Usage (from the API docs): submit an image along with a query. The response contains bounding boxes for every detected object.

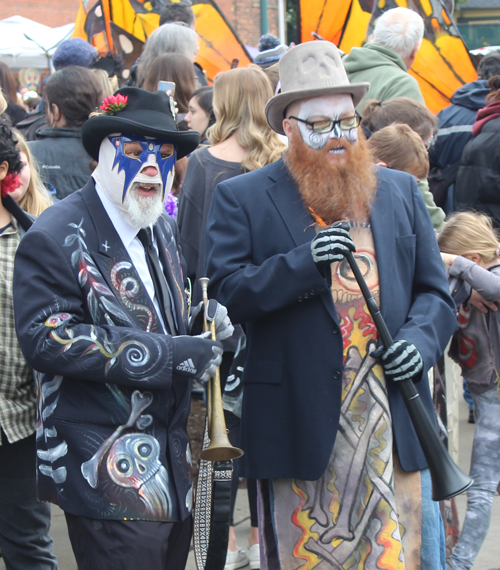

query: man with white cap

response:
[205,41,456,569]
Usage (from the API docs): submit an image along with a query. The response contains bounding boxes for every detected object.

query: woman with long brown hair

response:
[178,65,286,570]
[0,62,27,125]
[142,53,196,119]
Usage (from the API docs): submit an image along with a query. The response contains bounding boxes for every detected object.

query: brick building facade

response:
[0,0,279,48]
[218,0,280,47]
[0,0,81,28]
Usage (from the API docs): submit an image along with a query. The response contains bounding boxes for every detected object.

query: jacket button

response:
[333,327,339,335]
[298,296,303,302]
[333,371,341,380]
[310,289,316,294]
[304,293,310,299]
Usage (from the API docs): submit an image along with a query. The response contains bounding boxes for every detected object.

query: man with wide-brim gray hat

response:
[205,40,456,569]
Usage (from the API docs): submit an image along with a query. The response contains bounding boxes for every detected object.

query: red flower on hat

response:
[99,94,128,115]
[1,172,21,198]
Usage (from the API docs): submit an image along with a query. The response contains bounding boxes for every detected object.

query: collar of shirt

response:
[94,181,173,333]
[0,216,18,237]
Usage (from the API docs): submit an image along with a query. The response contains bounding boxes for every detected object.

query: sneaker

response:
[224,548,249,570]
[248,543,260,569]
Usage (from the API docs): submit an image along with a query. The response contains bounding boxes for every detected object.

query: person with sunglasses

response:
[205,41,456,570]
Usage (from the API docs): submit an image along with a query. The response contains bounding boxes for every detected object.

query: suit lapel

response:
[266,160,339,326]
[370,177,395,319]
[266,161,317,248]
[80,181,163,333]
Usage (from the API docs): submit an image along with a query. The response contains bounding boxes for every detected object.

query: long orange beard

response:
[284,130,377,225]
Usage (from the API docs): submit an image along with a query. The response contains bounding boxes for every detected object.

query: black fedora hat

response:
[82,87,200,161]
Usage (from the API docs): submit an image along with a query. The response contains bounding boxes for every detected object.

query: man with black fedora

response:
[13,87,233,569]
[205,42,456,568]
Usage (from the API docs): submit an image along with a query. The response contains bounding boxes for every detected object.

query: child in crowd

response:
[12,131,53,215]
[438,211,500,570]
[362,98,445,231]
[368,122,429,179]
[368,122,444,231]
[0,115,57,568]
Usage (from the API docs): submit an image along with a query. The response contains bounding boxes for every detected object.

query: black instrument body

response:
[344,249,472,501]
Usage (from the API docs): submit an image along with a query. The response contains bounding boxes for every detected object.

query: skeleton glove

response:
[373,340,423,382]
[172,333,223,383]
[189,299,234,341]
[311,224,356,272]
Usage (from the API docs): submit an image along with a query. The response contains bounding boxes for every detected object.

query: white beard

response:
[120,182,166,228]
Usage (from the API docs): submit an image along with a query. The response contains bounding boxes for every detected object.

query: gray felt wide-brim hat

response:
[265,41,370,135]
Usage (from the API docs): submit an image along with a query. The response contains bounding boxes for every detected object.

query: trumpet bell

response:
[200,440,244,462]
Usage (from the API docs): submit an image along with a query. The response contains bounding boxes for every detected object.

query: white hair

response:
[137,23,199,86]
[372,8,424,60]
[121,184,166,228]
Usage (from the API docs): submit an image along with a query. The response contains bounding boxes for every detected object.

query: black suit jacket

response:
[13,180,193,522]
[205,159,457,481]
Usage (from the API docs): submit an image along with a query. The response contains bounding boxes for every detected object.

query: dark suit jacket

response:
[13,180,193,522]
[205,159,457,481]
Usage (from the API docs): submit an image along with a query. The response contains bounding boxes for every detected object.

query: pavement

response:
[1,395,498,570]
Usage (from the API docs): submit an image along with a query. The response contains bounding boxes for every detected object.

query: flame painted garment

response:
[260,224,423,570]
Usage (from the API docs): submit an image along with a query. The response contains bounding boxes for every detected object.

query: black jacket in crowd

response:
[455,114,500,228]
[28,127,94,200]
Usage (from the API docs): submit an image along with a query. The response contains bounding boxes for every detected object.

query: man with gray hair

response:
[343,7,425,110]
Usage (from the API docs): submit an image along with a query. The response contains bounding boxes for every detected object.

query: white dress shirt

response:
[95,182,171,332]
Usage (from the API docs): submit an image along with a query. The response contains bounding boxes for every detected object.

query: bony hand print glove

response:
[311,223,356,272]
[172,333,223,383]
[189,299,234,341]
[372,340,423,382]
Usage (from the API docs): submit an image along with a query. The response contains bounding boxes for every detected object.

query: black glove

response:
[311,223,356,271]
[372,340,423,382]
[189,299,234,341]
[172,333,223,382]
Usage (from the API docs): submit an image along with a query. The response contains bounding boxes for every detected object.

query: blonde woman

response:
[11,131,52,216]
[178,65,286,570]
[178,65,286,302]
[438,211,500,570]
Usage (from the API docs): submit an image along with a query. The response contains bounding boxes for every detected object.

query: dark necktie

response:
[137,227,176,334]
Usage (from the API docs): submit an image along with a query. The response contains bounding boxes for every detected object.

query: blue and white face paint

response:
[93,134,177,227]
[296,94,358,151]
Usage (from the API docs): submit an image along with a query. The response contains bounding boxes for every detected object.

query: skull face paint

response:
[93,134,176,216]
[296,94,358,151]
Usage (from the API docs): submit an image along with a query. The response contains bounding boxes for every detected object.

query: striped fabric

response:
[0,219,36,444]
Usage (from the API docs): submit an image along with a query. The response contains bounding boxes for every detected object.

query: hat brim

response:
[265,83,370,135]
[82,115,200,161]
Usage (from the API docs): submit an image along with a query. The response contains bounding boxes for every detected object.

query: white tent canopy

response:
[0,15,75,69]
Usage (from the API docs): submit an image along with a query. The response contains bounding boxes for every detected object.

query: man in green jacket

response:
[343,7,425,111]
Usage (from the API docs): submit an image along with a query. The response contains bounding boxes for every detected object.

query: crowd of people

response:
[0,3,499,570]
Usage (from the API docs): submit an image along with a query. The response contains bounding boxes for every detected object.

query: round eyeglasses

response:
[288,114,361,134]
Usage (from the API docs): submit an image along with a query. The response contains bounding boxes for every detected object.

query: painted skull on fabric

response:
[106,433,173,518]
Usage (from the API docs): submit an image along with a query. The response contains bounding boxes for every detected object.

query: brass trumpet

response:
[198,277,244,462]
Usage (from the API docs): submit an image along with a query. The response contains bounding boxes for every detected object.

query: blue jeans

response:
[421,467,446,569]
[447,386,500,570]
